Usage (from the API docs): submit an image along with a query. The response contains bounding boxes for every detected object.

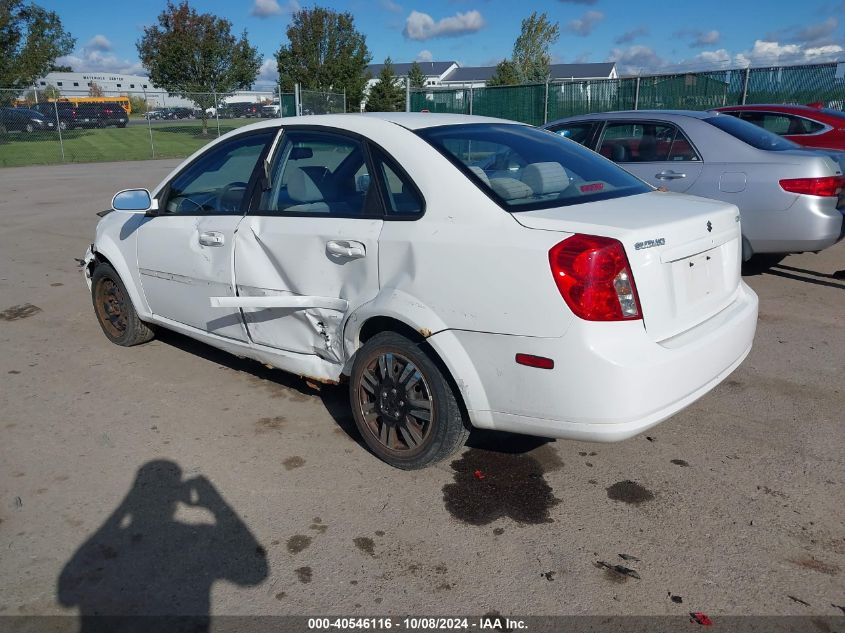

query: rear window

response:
[417,123,651,211]
[704,115,797,151]
[820,108,845,120]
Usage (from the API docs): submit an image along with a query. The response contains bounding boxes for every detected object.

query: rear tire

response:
[91,263,154,347]
[350,332,470,469]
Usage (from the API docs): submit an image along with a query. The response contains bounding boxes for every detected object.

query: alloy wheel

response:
[356,351,434,455]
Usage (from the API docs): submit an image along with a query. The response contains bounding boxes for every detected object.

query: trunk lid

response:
[514,191,743,342]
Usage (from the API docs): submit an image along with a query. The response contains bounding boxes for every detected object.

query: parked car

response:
[83,113,757,469]
[31,102,78,130]
[91,102,129,128]
[545,110,845,259]
[713,104,845,151]
[222,102,261,118]
[31,101,127,129]
[0,107,55,133]
[261,103,280,118]
[161,107,195,120]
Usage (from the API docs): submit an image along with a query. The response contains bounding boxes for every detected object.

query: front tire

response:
[350,332,470,469]
[91,263,154,346]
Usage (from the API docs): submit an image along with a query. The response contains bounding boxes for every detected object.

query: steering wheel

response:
[216,182,249,213]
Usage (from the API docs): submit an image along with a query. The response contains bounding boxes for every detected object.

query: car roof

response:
[549,109,719,125]
[220,112,522,135]
[361,112,520,130]
[714,104,820,113]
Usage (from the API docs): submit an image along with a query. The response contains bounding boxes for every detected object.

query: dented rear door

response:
[232,128,384,362]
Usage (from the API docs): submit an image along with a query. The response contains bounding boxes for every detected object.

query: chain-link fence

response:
[0,84,345,168]
[410,60,845,124]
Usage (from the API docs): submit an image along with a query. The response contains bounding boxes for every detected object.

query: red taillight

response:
[549,234,642,321]
[779,176,845,197]
[515,353,554,369]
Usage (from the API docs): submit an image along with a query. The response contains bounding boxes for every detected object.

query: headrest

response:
[521,162,569,195]
[611,144,629,162]
[468,166,491,186]
[489,177,533,201]
[288,168,323,203]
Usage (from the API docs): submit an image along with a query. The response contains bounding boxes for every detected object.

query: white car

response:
[83,113,759,469]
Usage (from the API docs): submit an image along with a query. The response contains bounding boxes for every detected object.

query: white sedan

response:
[83,113,758,469]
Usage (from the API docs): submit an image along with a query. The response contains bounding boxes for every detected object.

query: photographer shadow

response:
[57,460,268,632]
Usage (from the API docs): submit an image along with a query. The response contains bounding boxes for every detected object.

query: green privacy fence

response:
[409,61,845,124]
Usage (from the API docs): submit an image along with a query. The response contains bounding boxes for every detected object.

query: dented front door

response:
[233,216,382,361]
[232,128,384,363]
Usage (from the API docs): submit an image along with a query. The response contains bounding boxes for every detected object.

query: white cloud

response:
[380,0,403,13]
[250,0,299,18]
[735,39,844,66]
[86,35,113,52]
[566,11,604,37]
[56,35,146,76]
[257,59,279,83]
[403,10,485,41]
[607,45,667,74]
[693,30,720,47]
[416,49,433,62]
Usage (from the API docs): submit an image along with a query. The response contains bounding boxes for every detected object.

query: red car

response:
[713,104,845,150]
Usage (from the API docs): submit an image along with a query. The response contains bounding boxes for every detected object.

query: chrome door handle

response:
[326,240,366,259]
[655,170,686,180]
[199,231,224,247]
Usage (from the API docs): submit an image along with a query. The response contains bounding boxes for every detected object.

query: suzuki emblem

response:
[706,220,712,233]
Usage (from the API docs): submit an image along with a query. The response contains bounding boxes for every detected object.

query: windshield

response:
[417,123,651,211]
[704,114,798,151]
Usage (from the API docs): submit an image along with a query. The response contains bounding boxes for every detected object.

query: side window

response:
[599,122,697,163]
[549,123,596,147]
[370,147,424,216]
[164,131,273,215]
[666,127,700,162]
[257,130,379,216]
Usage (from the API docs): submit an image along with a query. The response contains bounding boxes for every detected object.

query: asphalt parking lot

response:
[0,160,843,621]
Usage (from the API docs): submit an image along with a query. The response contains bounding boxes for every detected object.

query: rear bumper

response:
[442,281,758,442]
[749,197,844,254]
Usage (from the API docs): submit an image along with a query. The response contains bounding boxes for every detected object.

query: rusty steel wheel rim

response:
[94,278,128,338]
[357,352,434,455]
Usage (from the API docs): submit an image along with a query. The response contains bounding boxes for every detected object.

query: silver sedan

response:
[544,110,845,259]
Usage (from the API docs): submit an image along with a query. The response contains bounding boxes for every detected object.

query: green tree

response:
[276,7,370,113]
[126,94,148,115]
[0,0,75,98]
[407,61,426,89]
[365,58,405,112]
[137,1,261,134]
[511,11,559,83]
[487,59,520,87]
[20,83,60,104]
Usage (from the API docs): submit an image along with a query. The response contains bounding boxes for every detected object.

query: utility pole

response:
[634,76,641,110]
[294,83,301,116]
[741,66,750,105]
[277,82,283,118]
[543,76,550,125]
[143,88,154,158]
[405,78,411,112]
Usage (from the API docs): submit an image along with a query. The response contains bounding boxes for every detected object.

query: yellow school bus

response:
[59,96,132,114]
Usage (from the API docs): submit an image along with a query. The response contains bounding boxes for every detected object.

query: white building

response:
[33,71,211,108]
[365,61,459,91]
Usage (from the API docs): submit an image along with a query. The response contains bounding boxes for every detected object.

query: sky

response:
[40,0,845,85]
